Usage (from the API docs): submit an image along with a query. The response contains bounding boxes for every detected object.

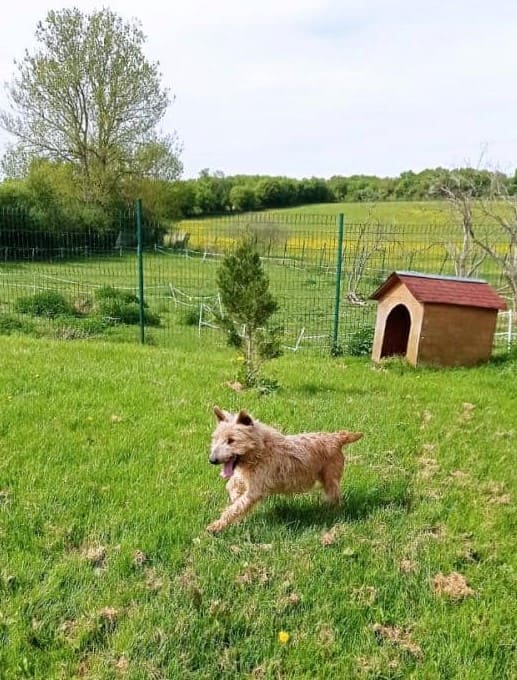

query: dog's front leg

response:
[227,475,246,502]
[207,492,261,533]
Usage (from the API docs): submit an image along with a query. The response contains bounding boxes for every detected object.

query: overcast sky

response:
[1,0,517,179]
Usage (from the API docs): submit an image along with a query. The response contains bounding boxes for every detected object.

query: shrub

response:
[94,286,139,305]
[94,288,160,327]
[181,308,201,326]
[347,325,375,356]
[217,239,281,387]
[0,314,37,336]
[15,291,73,318]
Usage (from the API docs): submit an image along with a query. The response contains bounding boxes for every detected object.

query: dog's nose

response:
[209,454,219,464]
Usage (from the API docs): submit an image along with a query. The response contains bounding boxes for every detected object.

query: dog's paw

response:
[206,521,225,534]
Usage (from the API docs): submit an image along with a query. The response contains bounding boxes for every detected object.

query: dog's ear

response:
[236,409,253,426]
[214,406,228,422]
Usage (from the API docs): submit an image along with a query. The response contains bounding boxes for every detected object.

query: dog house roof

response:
[370,271,507,310]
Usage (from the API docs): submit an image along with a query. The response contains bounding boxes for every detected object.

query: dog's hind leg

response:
[319,456,344,505]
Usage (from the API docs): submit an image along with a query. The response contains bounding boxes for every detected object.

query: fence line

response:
[0,206,514,353]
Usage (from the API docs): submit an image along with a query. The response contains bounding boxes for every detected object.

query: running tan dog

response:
[207,406,363,533]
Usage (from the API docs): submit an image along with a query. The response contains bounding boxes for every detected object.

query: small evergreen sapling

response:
[216,239,281,387]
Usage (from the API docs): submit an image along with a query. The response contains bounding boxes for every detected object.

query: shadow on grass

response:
[260,477,412,529]
[296,382,375,397]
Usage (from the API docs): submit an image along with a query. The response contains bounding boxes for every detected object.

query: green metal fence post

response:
[135,198,145,344]
[331,213,345,355]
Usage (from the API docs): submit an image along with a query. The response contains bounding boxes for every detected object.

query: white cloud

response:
[1,0,517,178]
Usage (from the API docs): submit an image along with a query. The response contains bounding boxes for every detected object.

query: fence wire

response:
[0,208,514,352]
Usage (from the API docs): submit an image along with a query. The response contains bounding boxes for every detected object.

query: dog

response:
[207,406,363,533]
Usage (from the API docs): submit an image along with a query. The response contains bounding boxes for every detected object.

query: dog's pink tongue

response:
[221,460,234,479]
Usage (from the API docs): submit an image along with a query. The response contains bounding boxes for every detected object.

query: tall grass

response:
[0,334,515,678]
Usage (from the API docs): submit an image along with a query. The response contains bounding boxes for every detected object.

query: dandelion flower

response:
[278,631,290,644]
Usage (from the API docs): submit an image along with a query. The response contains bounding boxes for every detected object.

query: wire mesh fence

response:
[0,206,514,353]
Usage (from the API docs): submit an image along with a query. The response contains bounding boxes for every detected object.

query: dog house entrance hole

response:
[381,304,411,358]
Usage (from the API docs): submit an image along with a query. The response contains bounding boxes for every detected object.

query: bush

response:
[0,314,37,336]
[94,287,160,327]
[15,291,73,318]
[181,308,201,326]
[94,286,139,305]
[347,325,375,356]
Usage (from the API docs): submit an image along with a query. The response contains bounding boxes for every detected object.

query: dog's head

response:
[209,406,260,479]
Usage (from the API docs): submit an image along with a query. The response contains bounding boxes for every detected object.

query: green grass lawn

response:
[0,334,515,679]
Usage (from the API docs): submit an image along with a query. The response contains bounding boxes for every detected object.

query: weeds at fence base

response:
[9,285,161,340]
[15,291,74,318]
[0,314,38,337]
[347,326,375,357]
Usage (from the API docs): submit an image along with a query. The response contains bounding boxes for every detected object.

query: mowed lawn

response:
[0,334,515,679]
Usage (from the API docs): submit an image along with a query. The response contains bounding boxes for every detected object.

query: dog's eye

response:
[227,437,234,444]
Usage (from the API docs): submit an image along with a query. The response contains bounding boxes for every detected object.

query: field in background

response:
[0,335,515,678]
[176,199,508,232]
[1,202,514,352]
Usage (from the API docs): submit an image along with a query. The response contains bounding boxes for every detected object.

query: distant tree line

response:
[3,163,517,233]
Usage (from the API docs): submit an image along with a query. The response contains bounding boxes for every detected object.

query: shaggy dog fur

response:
[207,406,363,533]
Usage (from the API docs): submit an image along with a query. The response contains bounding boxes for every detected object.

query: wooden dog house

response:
[370,271,507,367]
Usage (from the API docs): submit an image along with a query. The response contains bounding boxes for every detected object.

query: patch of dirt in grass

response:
[253,542,273,551]
[76,656,93,677]
[420,409,432,429]
[417,456,439,479]
[400,558,418,574]
[208,599,231,617]
[98,607,119,633]
[421,524,447,540]
[425,489,443,500]
[226,381,244,392]
[276,591,301,612]
[449,470,471,485]
[114,655,130,675]
[484,481,511,505]
[81,544,107,569]
[356,655,401,677]
[372,623,423,658]
[177,567,202,606]
[317,622,336,648]
[133,549,147,567]
[432,572,475,599]
[352,585,377,606]
[458,402,476,423]
[235,562,269,585]
[144,567,164,592]
[59,607,121,651]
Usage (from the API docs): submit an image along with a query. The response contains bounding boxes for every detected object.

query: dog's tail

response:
[339,431,363,445]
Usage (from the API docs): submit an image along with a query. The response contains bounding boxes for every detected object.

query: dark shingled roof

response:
[370,271,507,310]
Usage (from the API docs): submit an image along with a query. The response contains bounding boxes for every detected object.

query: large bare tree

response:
[432,170,487,278]
[0,8,182,202]
[434,169,516,314]
[476,174,517,314]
